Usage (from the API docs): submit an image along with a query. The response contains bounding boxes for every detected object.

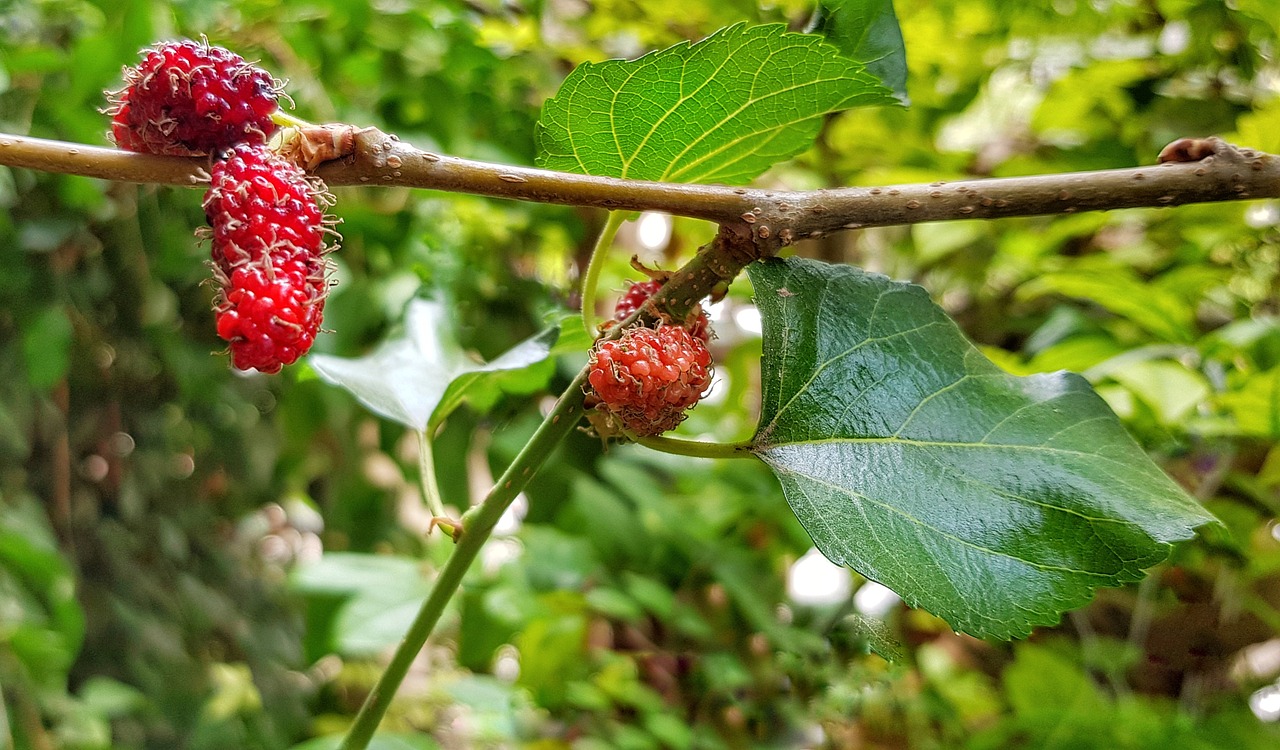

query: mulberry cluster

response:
[205,145,332,372]
[588,324,713,436]
[586,280,716,437]
[612,278,711,342]
[108,40,335,373]
[107,39,279,157]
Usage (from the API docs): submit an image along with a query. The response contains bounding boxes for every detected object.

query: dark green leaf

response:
[0,492,84,662]
[536,23,896,184]
[747,258,1217,639]
[290,734,441,750]
[812,0,909,102]
[21,305,73,389]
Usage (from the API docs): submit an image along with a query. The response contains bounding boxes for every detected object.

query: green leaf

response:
[290,733,441,750]
[289,552,425,597]
[1018,268,1196,343]
[289,553,433,656]
[1003,644,1107,732]
[22,305,73,389]
[309,299,558,431]
[812,0,910,102]
[0,492,85,666]
[1107,360,1211,426]
[1219,366,1280,438]
[535,23,896,184]
[747,258,1217,639]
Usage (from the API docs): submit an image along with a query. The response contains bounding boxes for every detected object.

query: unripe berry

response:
[587,324,713,436]
[614,279,711,342]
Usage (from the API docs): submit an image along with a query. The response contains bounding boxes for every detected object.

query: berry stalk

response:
[578,210,625,336]
[634,434,755,459]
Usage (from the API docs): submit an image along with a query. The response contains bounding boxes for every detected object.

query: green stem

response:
[416,429,446,520]
[580,210,626,337]
[271,109,314,129]
[338,375,586,750]
[635,434,755,460]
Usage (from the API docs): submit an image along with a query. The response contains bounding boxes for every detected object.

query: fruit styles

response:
[107,38,281,157]
[587,279,715,437]
[107,40,336,373]
[205,144,333,373]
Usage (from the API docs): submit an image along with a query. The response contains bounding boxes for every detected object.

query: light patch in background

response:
[700,371,729,407]
[1250,682,1280,722]
[1245,202,1280,228]
[494,644,520,682]
[1157,20,1191,56]
[787,547,853,606]
[1234,639,1280,682]
[854,580,902,619]
[635,211,672,252]
[481,537,523,574]
[937,68,1043,151]
[494,492,528,536]
[734,306,762,336]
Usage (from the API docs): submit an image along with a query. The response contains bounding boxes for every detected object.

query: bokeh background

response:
[2,0,1279,747]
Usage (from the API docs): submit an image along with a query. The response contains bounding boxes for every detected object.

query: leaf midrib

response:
[756,433,1169,481]
[763,457,1127,580]
[757,437,1153,531]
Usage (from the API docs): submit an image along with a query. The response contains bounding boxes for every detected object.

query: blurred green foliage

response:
[1,0,1278,748]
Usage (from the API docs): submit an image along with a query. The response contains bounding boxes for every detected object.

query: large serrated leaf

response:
[309,299,558,432]
[535,23,896,184]
[812,0,909,102]
[747,258,1218,639]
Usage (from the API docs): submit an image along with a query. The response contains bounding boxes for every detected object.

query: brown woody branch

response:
[6,129,1273,330]
[2,130,1276,263]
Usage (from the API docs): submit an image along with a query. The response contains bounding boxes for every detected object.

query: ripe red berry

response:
[203,143,334,373]
[614,279,711,342]
[587,324,713,436]
[203,144,329,272]
[214,261,326,374]
[108,39,279,156]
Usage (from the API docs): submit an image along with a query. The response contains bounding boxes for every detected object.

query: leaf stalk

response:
[635,434,756,459]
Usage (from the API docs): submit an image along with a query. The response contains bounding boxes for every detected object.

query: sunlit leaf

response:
[812,0,909,102]
[536,23,896,184]
[309,299,558,431]
[1107,360,1211,426]
[748,257,1217,639]
[289,552,432,656]
[1018,267,1195,343]
[1220,367,1280,438]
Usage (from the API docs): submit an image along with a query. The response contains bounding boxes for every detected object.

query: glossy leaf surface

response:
[748,257,1217,638]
